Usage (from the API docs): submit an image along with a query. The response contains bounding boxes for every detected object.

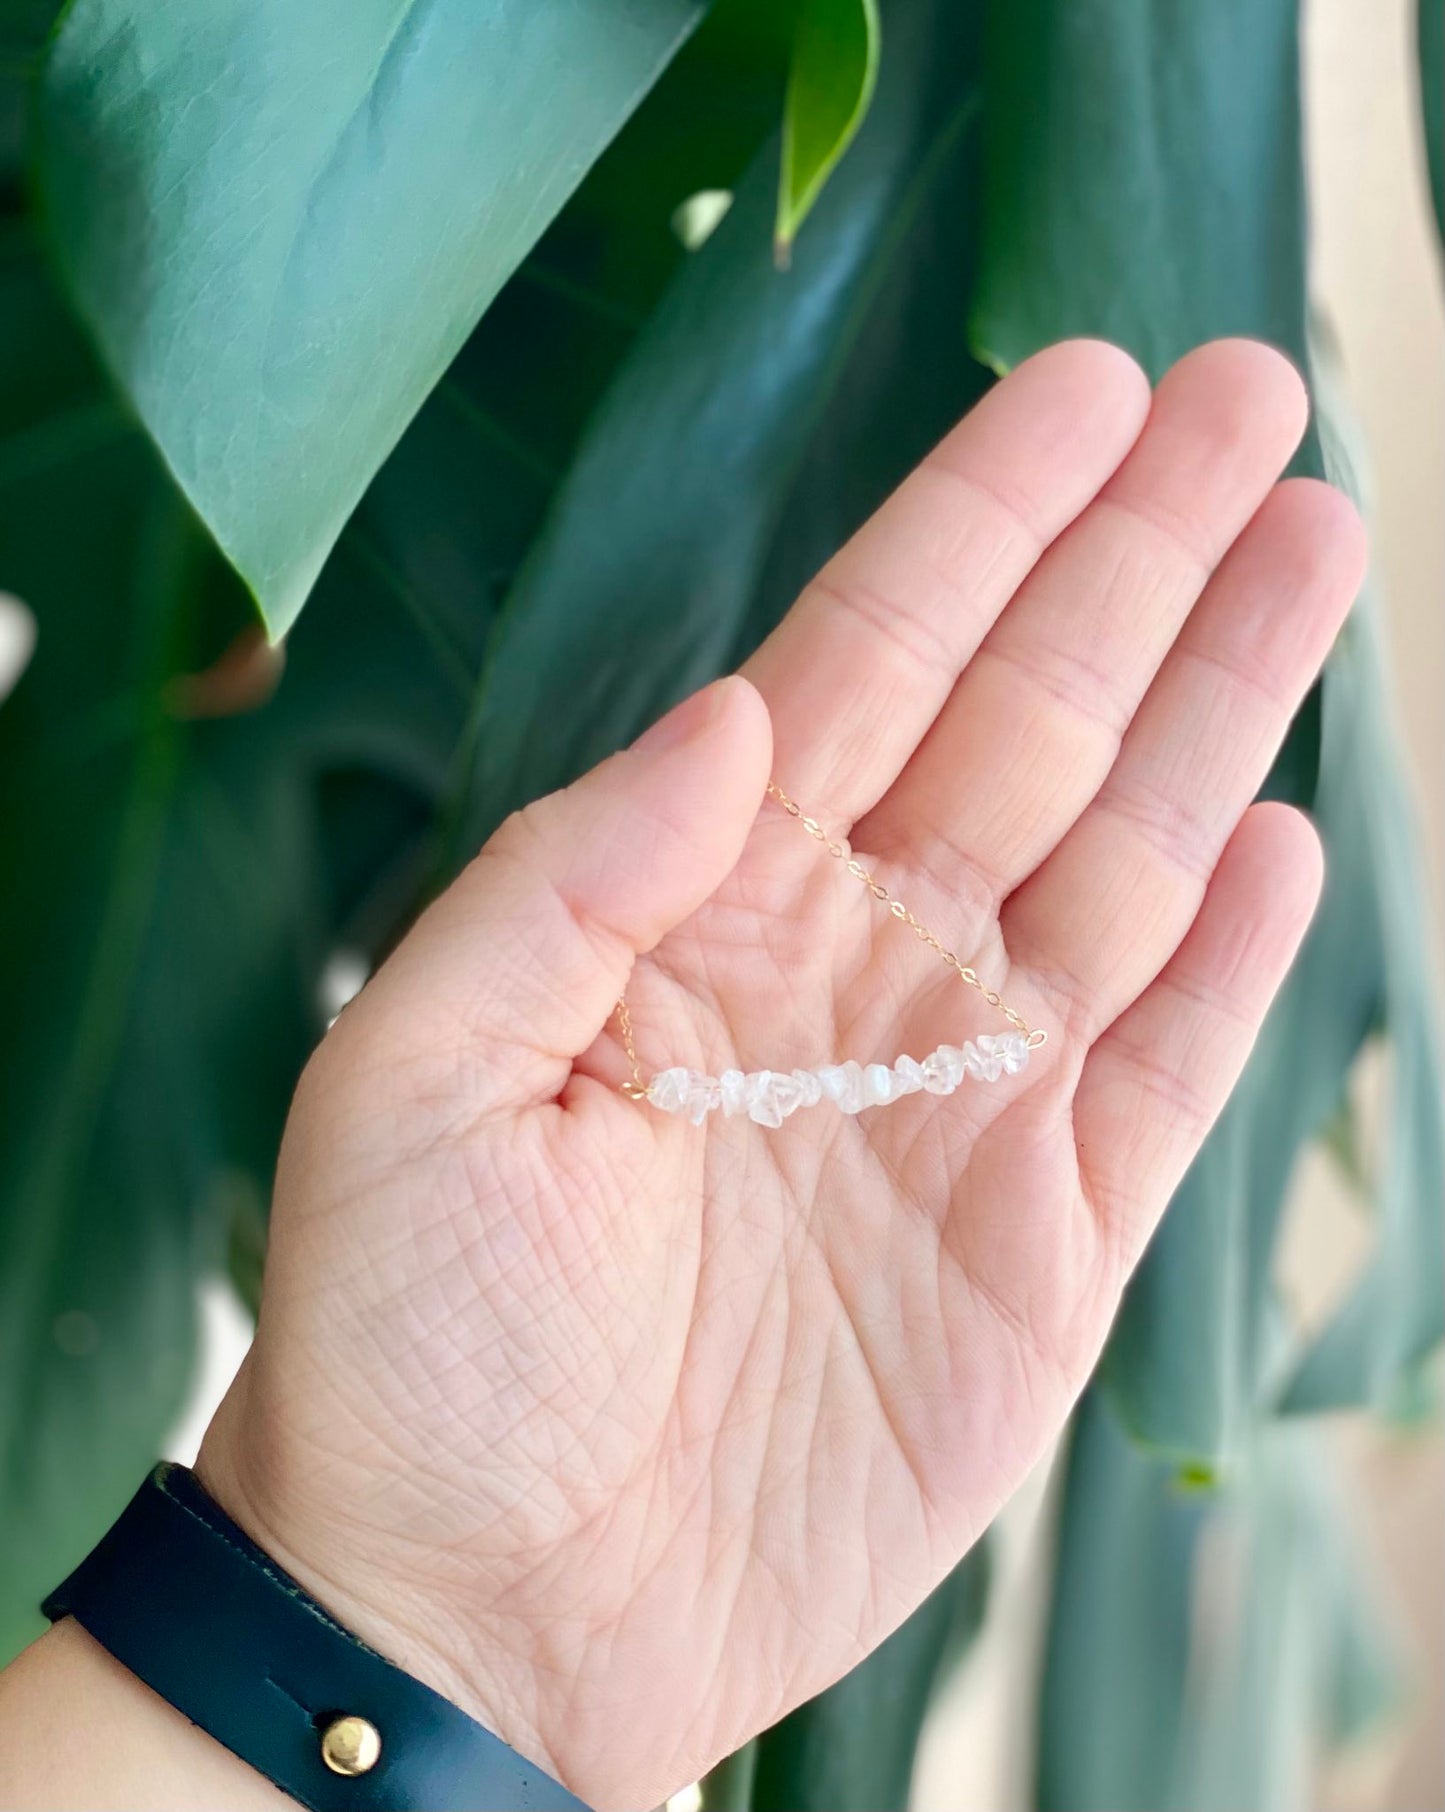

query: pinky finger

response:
[1073,801,1324,1263]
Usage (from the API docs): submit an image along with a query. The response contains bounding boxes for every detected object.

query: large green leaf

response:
[0,229,322,1655]
[1273,392,1445,1414]
[967,0,1441,1465]
[775,0,881,259]
[1100,419,1443,1454]
[0,259,530,1654]
[970,0,1312,382]
[0,0,802,1649]
[0,195,578,1648]
[34,0,704,634]
[455,0,986,854]
[1037,1397,1204,1812]
[1095,628,1389,1461]
[970,0,1315,1465]
[1037,1394,1398,1812]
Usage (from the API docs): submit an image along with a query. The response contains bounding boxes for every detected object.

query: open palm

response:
[200,340,1364,1811]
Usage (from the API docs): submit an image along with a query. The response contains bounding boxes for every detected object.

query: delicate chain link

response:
[615,993,649,1099]
[613,779,1046,1093]
[762,783,1046,1046]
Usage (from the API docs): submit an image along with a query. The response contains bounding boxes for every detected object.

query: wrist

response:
[0,1619,293,1810]
[194,1375,582,1803]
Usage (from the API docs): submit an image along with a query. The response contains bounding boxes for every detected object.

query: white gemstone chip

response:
[647,1067,691,1114]
[974,1031,1030,1077]
[921,1045,964,1094]
[771,1072,809,1119]
[959,1040,992,1082]
[792,1068,824,1107]
[719,1069,750,1117]
[863,1062,897,1107]
[684,1073,721,1124]
[817,1060,867,1113]
[893,1055,926,1095]
[744,1071,781,1128]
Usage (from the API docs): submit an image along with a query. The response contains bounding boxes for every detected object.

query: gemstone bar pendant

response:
[643,1032,1031,1126]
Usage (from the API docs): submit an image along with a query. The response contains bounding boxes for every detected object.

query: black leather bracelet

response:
[43,1463,593,1812]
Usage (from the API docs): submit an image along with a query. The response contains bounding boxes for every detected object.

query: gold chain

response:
[614,780,1045,1098]
[616,994,648,1099]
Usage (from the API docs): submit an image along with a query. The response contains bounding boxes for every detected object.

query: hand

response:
[198,339,1363,1810]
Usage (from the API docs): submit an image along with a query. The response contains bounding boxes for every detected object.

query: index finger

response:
[741,339,1151,829]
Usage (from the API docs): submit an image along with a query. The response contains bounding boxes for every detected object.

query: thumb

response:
[352,675,773,1105]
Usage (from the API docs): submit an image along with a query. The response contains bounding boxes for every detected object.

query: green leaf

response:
[966,0,1442,1465]
[1420,0,1444,246]
[775,0,881,260]
[970,0,1313,383]
[0,223,500,1653]
[454,0,986,855]
[0,4,797,1647]
[34,0,705,635]
[0,230,322,1655]
[742,1545,991,1812]
[1037,1397,1205,1812]
[1037,1395,1400,1812]
[1102,377,1444,1453]
[972,0,1320,1464]
[700,1741,760,1812]
[1273,381,1445,1414]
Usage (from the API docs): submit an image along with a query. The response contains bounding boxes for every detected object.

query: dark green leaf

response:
[970,0,1312,382]
[455,0,986,855]
[1038,1397,1204,1812]
[0,3,800,1646]
[0,231,323,1655]
[775,0,881,259]
[743,1545,990,1812]
[1273,375,1445,1413]
[35,0,705,633]
[1420,0,1444,247]
[1037,1395,1399,1812]
[0,225,488,1653]
[973,0,1321,1464]
[966,0,1441,1465]
[701,1741,760,1811]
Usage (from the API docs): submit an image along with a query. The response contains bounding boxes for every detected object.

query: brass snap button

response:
[319,1714,382,1777]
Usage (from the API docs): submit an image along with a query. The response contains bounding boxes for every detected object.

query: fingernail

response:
[630,677,733,755]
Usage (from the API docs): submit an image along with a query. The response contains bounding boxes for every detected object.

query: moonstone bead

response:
[892,1054,926,1095]
[817,1060,867,1113]
[719,1069,751,1117]
[646,1066,691,1114]
[921,1045,965,1094]
[962,1038,1003,1082]
[775,1072,811,1117]
[973,1031,1030,1077]
[863,1062,899,1106]
[749,1069,809,1126]
[684,1072,721,1124]
[791,1068,824,1107]
[743,1070,780,1128]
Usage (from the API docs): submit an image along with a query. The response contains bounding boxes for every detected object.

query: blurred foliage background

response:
[0,0,1441,1806]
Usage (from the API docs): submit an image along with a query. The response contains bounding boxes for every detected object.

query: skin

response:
[0,339,1365,1811]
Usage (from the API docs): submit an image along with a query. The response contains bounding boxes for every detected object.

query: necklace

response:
[614,782,1046,1128]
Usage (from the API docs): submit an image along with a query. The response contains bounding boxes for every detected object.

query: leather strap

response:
[43,1464,592,1812]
